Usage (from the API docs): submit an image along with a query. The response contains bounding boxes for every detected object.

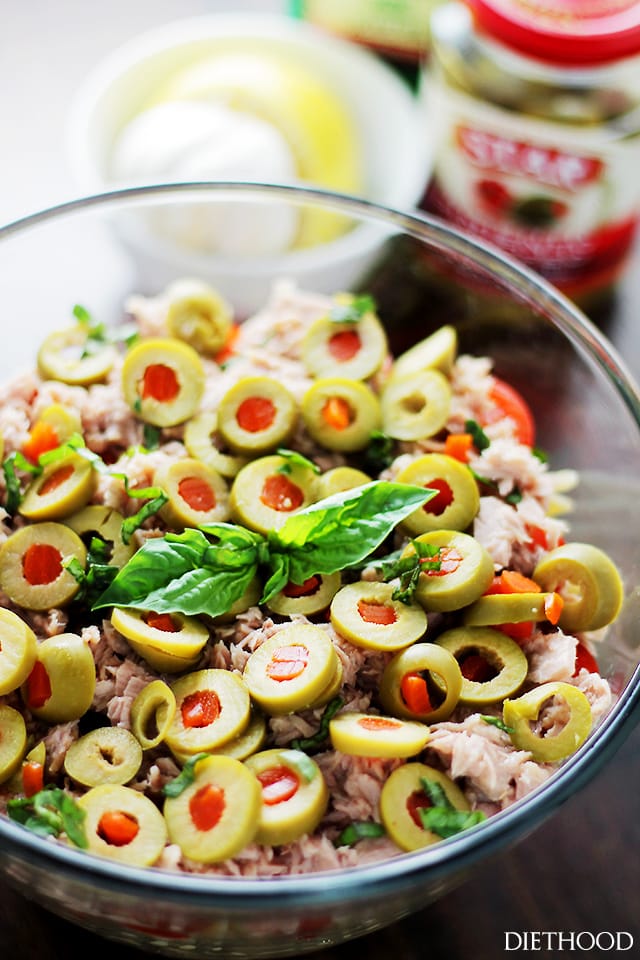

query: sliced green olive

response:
[532,542,624,632]
[381,369,451,441]
[330,581,427,651]
[165,669,251,757]
[64,726,143,787]
[31,403,83,446]
[78,783,168,866]
[229,453,317,534]
[404,530,494,613]
[380,762,469,851]
[130,679,177,750]
[64,504,135,568]
[309,658,344,709]
[217,376,298,455]
[154,457,230,528]
[121,336,205,427]
[301,377,381,452]
[379,642,462,722]
[302,298,388,381]
[163,754,260,863]
[395,453,480,535]
[434,627,528,705]
[244,747,328,846]
[171,710,268,766]
[212,576,263,624]
[462,591,561,627]
[0,704,27,783]
[312,466,372,500]
[110,607,209,674]
[243,623,340,715]
[183,410,248,478]
[387,325,458,383]
[0,608,37,696]
[0,522,86,610]
[19,453,97,521]
[265,571,342,617]
[21,632,96,723]
[37,326,117,385]
[165,277,232,355]
[503,681,592,762]
[329,711,430,758]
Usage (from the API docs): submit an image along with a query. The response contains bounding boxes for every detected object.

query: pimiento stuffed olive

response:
[301,377,381,452]
[0,522,86,610]
[330,581,427,651]
[121,337,205,427]
[402,530,494,613]
[184,410,248,478]
[165,277,233,355]
[381,369,452,441]
[37,326,117,385]
[434,627,528,705]
[395,453,480,535]
[110,607,210,674]
[265,571,342,617]
[244,748,328,846]
[229,453,317,534]
[217,376,298,455]
[22,404,83,463]
[329,711,431,758]
[19,453,97,522]
[379,642,463,723]
[165,669,252,757]
[0,608,37,696]
[301,296,388,381]
[79,784,168,866]
[21,632,96,723]
[532,542,624,632]
[0,704,27,784]
[379,763,470,851]
[154,457,230,528]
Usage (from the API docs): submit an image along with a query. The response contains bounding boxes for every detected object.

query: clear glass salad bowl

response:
[0,182,638,959]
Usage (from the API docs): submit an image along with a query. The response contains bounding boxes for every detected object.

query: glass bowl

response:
[0,182,638,959]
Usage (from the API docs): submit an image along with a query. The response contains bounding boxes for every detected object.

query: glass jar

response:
[421,0,640,307]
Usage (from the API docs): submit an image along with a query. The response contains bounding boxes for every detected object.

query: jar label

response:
[423,82,640,294]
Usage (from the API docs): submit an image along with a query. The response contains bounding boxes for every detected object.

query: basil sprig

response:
[162,752,210,798]
[375,538,442,604]
[7,787,87,848]
[328,293,376,324]
[93,482,432,617]
[336,821,386,847]
[418,778,487,839]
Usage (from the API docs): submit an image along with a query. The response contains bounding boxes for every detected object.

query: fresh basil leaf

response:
[532,446,548,464]
[419,777,452,810]
[38,433,107,473]
[2,451,42,513]
[73,304,93,327]
[276,448,320,475]
[268,482,434,586]
[290,697,344,753]
[260,552,291,604]
[376,538,441,604]
[162,752,210,798]
[328,293,376,324]
[336,821,386,847]
[465,419,491,452]
[480,715,514,734]
[121,493,168,544]
[198,522,264,550]
[418,805,487,839]
[361,429,395,474]
[7,787,87,848]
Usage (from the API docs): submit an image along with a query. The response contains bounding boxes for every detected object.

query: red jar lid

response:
[467,0,640,65]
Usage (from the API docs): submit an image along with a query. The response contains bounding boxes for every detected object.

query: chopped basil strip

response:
[480,715,515,734]
[376,538,440,604]
[505,486,523,505]
[64,537,119,607]
[465,419,491,452]
[418,777,487,839]
[279,750,317,783]
[162,752,211,798]
[142,423,162,451]
[361,429,395,474]
[290,697,344,753]
[328,294,376,324]
[2,451,42,514]
[7,787,87,848]
[336,821,386,847]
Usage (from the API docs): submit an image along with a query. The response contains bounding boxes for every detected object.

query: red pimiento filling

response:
[181,690,221,728]
[283,576,321,598]
[574,641,599,676]
[189,784,225,831]
[407,789,433,828]
[178,476,216,512]
[257,766,300,805]
[423,478,454,516]
[260,474,304,512]
[25,660,51,709]
[22,543,62,585]
[422,546,463,577]
[357,600,397,625]
[236,396,276,433]
[358,716,401,731]
[22,421,60,463]
[145,612,179,632]
[401,673,433,714]
[322,396,353,431]
[328,329,361,362]
[459,653,497,683]
[98,810,140,846]
[266,645,309,682]
[141,364,180,403]
[38,464,74,497]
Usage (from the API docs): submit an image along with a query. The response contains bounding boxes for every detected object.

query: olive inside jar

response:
[422,0,640,307]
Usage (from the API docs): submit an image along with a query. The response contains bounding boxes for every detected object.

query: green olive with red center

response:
[78,784,168,866]
[330,581,427,651]
[329,711,431,758]
[37,326,117,385]
[19,452,97,522]
[244,747,328,846]
[64,726,143,787]
[229,454,317,534]
[312,466,372,500]
[403,530,494,613]
[130,680,177,751]
[462,591,562,627]
[121,337,205,427]
[165,277,232,355]
[217,376,298,455]
[265,571,342,617]
[184,410,248,478]
[0,704,27,783]
[387,325,458,383]
[0,608,37,696]
[301,377,381,452]
[243,623,340,715]
[395,454,480,535]
[165,669,251,757]
[379,642,462,723]
[163,754,261,863]
[381,369,452,442]
[110,607,209,674]
[64,504,135,568]
[379,762,470,851]
[503,681,593,762]
[154,457,230,528]
[21,632,96,723]
[0,522,86,610]
[33,403,83,444]
[532,542,624,632]
[434,627,528,705]
[302,297,388,381]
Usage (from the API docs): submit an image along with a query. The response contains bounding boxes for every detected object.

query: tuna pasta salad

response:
[0,278,622,876]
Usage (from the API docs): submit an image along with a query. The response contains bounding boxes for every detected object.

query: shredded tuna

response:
[523,628,578,683]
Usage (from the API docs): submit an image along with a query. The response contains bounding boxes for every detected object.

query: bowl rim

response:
[0,179,639,904]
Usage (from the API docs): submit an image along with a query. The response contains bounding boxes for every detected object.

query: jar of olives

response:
[421,1,640,306]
